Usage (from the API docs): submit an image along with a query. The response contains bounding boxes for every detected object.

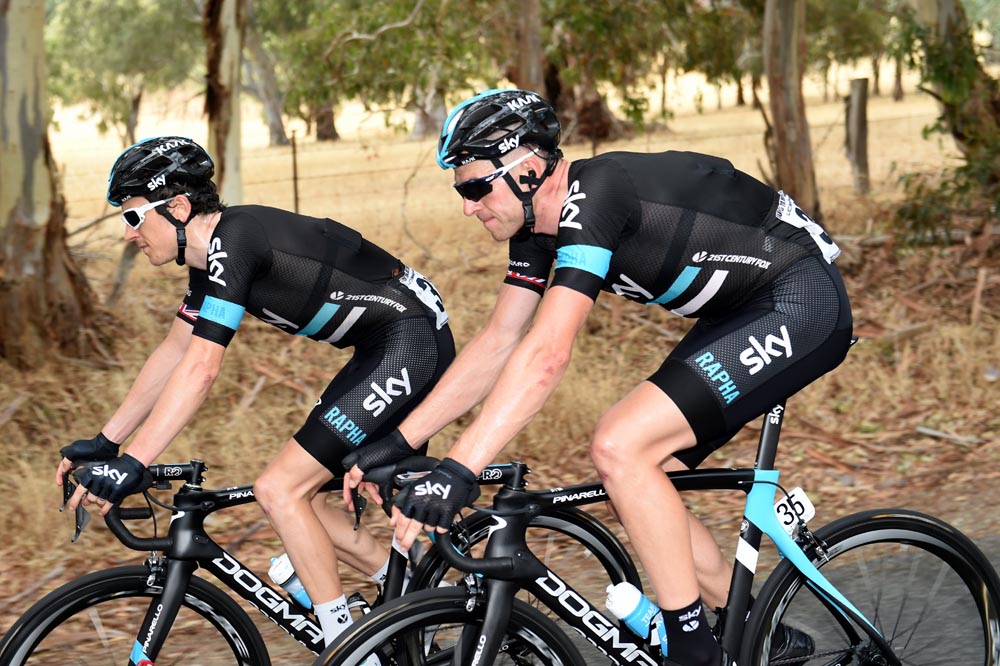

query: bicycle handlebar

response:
[432,535,520,579]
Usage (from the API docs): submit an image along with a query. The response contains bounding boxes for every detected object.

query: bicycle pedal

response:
[347,591,372,614]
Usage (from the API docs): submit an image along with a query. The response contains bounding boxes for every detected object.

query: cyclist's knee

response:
[589,430,627,478]
[254,471,306,517]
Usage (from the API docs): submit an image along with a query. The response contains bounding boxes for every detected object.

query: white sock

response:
[370,556,391,586]
[314,594,352,647]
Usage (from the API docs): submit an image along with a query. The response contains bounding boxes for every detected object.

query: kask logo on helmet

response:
[151,138,191,156]
[505,93,541,111]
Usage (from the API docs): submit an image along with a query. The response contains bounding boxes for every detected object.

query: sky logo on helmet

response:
[146,174,166,191]
[505,93,541,111]
[498,135,520,153]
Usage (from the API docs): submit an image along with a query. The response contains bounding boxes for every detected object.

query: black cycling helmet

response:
[107,136,214,207]
[436,89,561,169]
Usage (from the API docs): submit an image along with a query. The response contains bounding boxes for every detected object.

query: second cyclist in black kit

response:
[55,137,455,651]
[346,90,852,666]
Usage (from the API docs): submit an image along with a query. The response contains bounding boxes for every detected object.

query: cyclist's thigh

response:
[295,316,454,474]
[648,256,852,467]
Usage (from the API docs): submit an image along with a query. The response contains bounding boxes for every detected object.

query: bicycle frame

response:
[91,457,632,664]
[432,402,899,666]
[123,483,328,662]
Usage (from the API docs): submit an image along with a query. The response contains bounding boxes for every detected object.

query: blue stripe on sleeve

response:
[555,245,613,280]
[650,266,701,304]
[200,296,245,331]
[297,303,341,337]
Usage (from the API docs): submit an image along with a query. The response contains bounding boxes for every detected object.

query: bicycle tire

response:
[741,509,1000,665]
[411,507,640,590]
[317,587,586,666]
[0,565,269,666]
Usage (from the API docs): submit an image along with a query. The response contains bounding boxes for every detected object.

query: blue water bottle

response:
[268,553,313,609]
[606,582,667,653]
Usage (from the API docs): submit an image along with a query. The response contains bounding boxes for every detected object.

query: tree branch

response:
[323,0,425,65]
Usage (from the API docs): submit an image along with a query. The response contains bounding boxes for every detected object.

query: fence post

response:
[291,130,300,213]
[846,78,870,195]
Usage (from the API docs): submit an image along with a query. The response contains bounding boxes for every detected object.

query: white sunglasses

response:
[121,197,175,229]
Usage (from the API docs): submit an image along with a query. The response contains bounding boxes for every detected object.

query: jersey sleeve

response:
[551,157,639,300]
[504,233,556,296]
[191,211,270,347]
[176,269,208,325]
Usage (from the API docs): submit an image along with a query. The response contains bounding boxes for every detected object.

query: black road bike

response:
[319,401,1000,666]
[0,459,638,666]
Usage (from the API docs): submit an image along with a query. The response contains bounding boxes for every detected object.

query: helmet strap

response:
[500,149,561,235]
[160,208,191,266]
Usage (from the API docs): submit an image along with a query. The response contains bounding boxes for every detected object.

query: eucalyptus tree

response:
[682,0,761,108]
[2,2,96,368]
[46,0,202,147]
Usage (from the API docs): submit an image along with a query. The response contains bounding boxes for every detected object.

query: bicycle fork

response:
[129,558,197,666]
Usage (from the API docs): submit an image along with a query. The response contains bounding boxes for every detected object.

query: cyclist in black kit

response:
[54,136,455,651]
[345,90,851,665]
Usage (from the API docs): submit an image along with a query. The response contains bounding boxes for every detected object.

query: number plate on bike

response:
[773,487,816,534]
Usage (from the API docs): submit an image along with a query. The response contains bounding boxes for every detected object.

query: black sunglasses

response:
[453,153,532,202]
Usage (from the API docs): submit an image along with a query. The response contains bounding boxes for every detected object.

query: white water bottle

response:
[606,582,666,650]
[268,553,312,609]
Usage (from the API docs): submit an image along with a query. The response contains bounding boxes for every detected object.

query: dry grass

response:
[1,79,998,637]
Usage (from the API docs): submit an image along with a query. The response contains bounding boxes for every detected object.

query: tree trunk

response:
[736,75,746,107]
[244,8,288,147]
[1,3,95,369]
[893,52,905,101]
[846,79,871,195]
[409,78,446,141]
[126,88,142,146]
[315,102,340,141]
[205,0,246,205]
[909,0,1000,183]
[516,0,545,95]
[763,0,822,220]
[870,55,882,96]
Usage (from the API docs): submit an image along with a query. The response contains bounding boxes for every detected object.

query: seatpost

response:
[721,401,787,659]
[754,402,786,471]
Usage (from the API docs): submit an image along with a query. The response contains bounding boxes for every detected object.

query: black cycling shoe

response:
[769,623,815,665]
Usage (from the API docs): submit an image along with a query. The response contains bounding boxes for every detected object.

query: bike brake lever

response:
[352,487,368,531]
[60,478,92,542]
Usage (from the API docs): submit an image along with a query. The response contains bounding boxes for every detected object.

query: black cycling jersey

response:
[505,150,839,317]
[173,205,455,472]
[503,151,852,465]
[178,205,449,349]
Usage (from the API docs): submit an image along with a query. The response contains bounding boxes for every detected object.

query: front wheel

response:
[0,565,269,666]
[742,509,1000,665]
[317,587,585,666]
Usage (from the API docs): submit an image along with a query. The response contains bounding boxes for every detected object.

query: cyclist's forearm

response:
[101,334,189,443]
[398,327,519,446]
[124,339,225,466]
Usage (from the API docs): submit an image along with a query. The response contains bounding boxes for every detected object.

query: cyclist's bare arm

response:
[397,283,542,446]
[55,318,193,486]
[345,285,540,504]
[122,335,227,467]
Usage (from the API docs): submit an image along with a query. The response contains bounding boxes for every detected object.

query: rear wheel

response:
[0,566,269,666]
[318,587,585,666]
[743,510,1000,665]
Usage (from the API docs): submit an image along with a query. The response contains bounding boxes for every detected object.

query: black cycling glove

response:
[392,458,480,529]
[342,428,415,473]
[61,432,119,463]
[72,453,153,504]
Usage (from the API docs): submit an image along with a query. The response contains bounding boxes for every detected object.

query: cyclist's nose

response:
[123,225,140,242]
[462,197,481,216]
